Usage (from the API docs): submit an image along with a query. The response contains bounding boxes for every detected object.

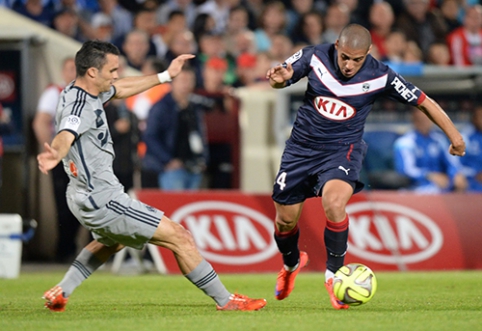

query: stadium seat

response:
[362,130,411,190]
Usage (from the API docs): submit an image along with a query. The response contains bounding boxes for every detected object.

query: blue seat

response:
[361,131,410,190]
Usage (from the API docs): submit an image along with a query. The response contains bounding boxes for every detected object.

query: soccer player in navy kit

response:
[266,24,466,309]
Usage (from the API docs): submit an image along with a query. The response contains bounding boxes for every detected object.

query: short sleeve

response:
[99,85,116,104]
[57,102,94,139]
[285,46,314,86]
[384,69,426,106]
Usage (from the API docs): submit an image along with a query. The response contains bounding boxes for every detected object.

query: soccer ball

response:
[333,263,377,306]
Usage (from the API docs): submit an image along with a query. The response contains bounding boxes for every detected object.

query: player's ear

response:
[367,45,372,55]
[335,40,339,50]
[86,67,97,79]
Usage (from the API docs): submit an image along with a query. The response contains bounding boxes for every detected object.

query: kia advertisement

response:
[134,190,482,273]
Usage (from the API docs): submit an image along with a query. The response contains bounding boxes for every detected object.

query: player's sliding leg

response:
[322,180,352,309]
[273,202,309,300]
[43,240,124,312]
[149,215,266,311]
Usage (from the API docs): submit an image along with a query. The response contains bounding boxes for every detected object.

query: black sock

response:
[274,225,300,267]
[324,216,349,273]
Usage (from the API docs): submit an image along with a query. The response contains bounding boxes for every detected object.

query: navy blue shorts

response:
[272,140,368,205]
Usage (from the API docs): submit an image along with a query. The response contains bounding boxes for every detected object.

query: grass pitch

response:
[0,269,481,331]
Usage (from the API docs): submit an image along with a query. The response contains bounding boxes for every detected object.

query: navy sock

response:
[324,215,349,273]
[274,225,300,267]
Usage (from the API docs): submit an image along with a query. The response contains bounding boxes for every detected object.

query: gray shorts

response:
[67,190,163,249]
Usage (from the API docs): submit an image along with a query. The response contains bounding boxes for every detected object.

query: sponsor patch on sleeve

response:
[285,49,303,64]
[64,115,81,131]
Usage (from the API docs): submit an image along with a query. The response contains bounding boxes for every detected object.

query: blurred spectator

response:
[440,0,462,33]
[51,7,85,41]
[232,52,258,87]
[192,13,216,45]
[143,67,208,190]
[404,40,424,63]
[196,0,231,35]
[133,7,163,57]
[155,10,188,59]
[322,3,350,44]
[285,0,321,36]
[447,4,482,65]
[122,29,150,70]
[91,12,113,42]
[12,0,55,26]
[427,42,451,64]
[393,108,467,193]
[165,29,203,87]
[126,57,170,130]
[54,0,94,22]
[228,29,257,58]
[269,33,293,64]
[461,106,482,192]
[196,57,237,189]
[156,0,197,28]
[223,5,250,54]
[336,0,367,26]
[32,57,82,263]
[94,0,132,40]
[104,97,138,192]
[254,1,287,52]
[369,1,395,59]
[395,0,448,61]
[382,30,408,63]
[290,10,324,46]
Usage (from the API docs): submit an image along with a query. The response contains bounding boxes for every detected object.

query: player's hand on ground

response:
[266,62,294,84]
[167,54,196,79]
[37,142,60,175]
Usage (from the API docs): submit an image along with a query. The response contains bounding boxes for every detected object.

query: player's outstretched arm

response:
[113,54,195,99]
[37,130,75,174]
[266,62,294,89]
[417,97,466,156]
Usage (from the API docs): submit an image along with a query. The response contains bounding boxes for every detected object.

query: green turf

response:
[0,269,481,331]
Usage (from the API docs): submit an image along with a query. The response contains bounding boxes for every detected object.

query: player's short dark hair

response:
[75,40,120,77]
[338,24,372,52]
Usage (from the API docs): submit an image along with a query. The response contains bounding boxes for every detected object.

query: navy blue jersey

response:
[284,44,426,147]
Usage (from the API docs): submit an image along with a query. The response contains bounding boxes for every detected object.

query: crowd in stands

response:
[3,0,482,193]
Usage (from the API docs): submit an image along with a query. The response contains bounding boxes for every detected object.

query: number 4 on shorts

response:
[276,172,287,190]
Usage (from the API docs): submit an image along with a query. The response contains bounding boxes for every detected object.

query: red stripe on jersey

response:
[417,91,427,105]
[346,144,353,161]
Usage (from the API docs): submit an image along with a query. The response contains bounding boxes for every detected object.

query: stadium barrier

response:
[133,189,482,274]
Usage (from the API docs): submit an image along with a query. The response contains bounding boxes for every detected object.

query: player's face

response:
[96,53,119,92]
[335,41,371,78]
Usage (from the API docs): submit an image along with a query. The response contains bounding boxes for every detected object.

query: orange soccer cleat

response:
[274,251,309,300]
[43,285,69,312]
[324,278,349,310]
[216,294,267,311]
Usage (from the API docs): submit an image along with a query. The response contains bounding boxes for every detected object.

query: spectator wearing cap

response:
[233,52,257,88]
[91,12,113,42]
[202,57,229,93]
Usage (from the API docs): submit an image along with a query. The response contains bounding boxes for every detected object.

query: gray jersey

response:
[55,83,123,207]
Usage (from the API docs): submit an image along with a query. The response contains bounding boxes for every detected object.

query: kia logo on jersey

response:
[170,201,278,265]
[313,96,356,121]
[346,202,443,265]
